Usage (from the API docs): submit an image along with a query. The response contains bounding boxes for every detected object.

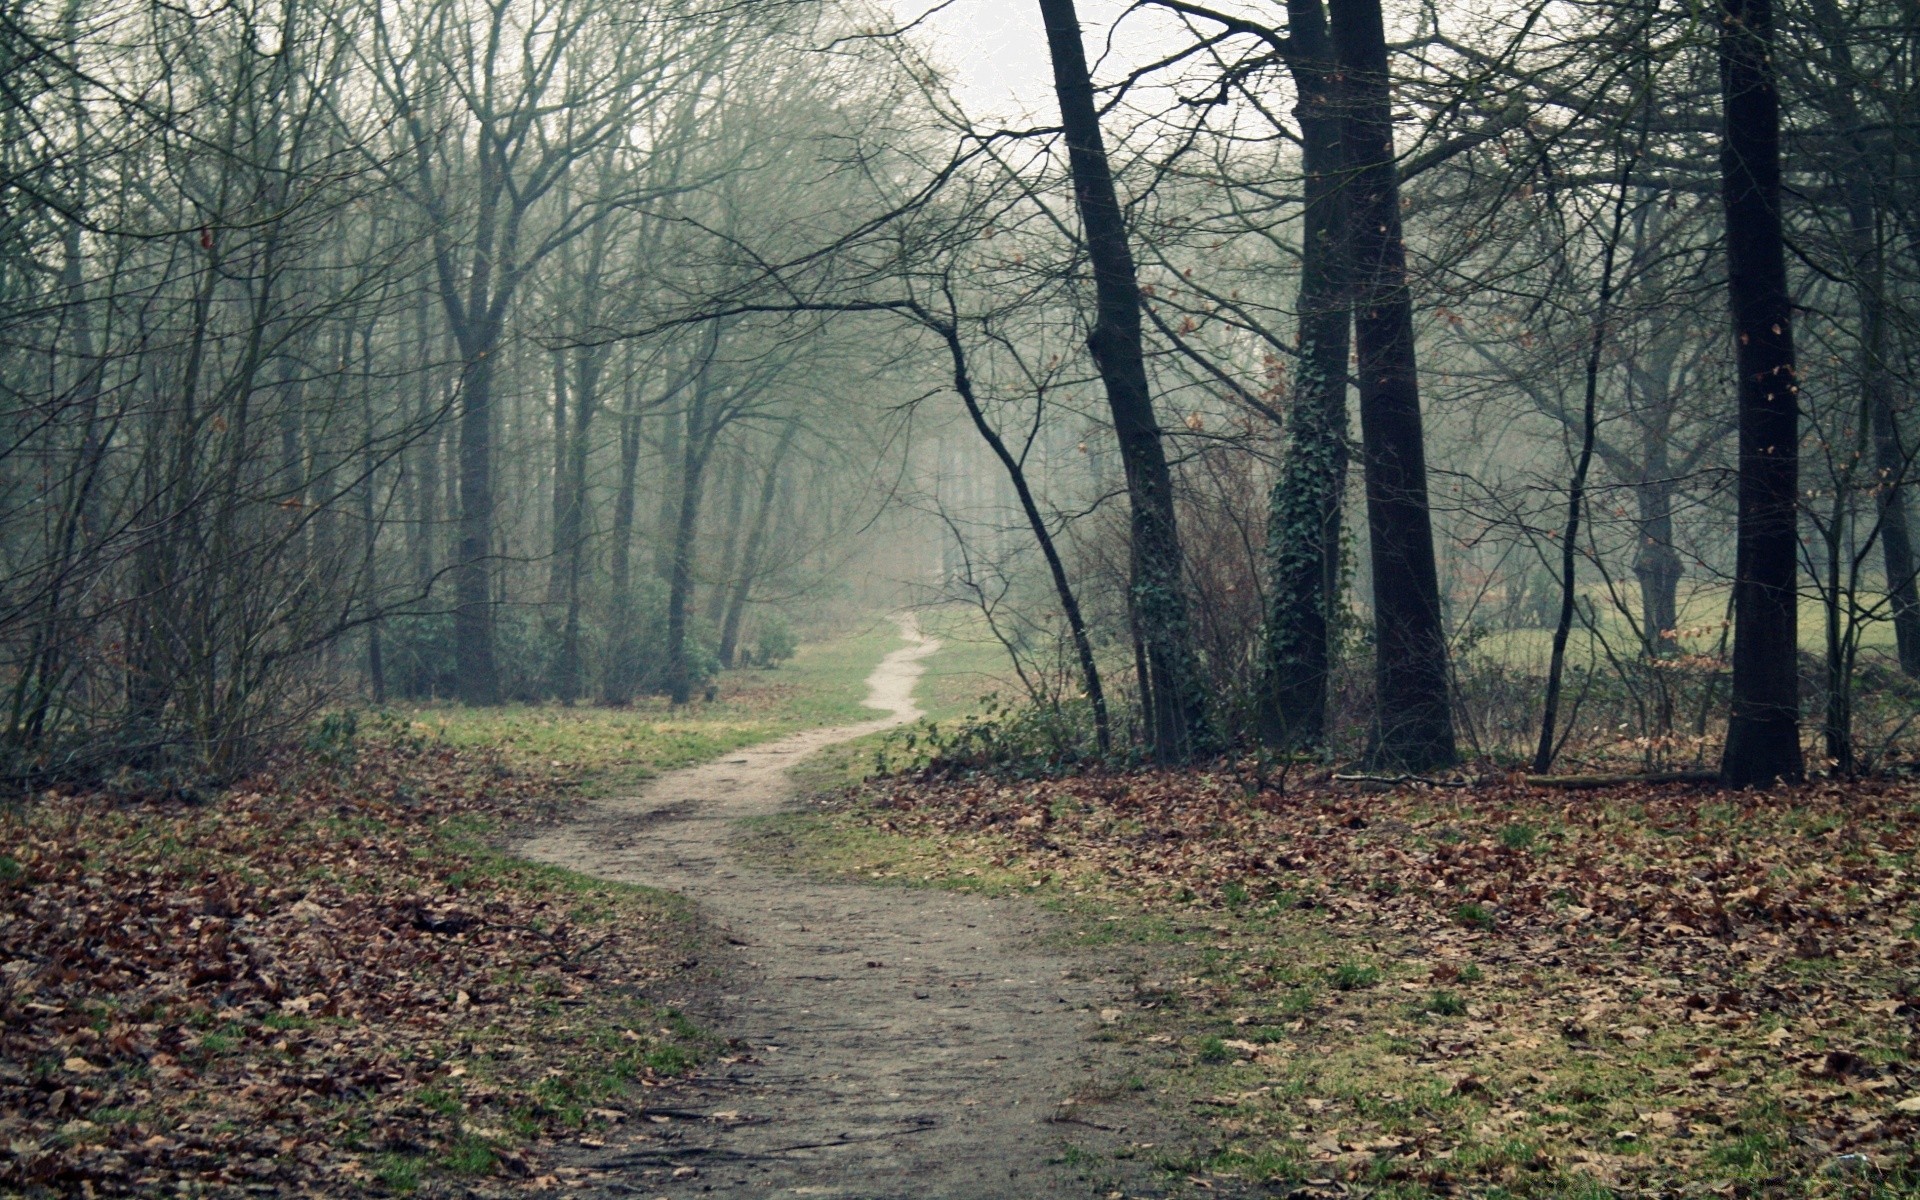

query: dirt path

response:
[518,616,1153,1200]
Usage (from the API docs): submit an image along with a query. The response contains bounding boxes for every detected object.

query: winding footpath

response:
[517,616,1148,1199]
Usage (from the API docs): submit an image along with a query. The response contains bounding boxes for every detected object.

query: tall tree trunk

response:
[603,374,646,706]
[1259,0,1349,751]
[1037,0,1207,762]
[454,339,502,706]
[1871,345,1920,678]
[1633,475,1683,655]
[1718,0,1804,786]
[1851,199,1920,679]
[553,343,605,704]
[1805,0,1920,678]
[359,323,387,705]
[546,348,570,609]
[1821,482,1853,771]
[719,418,800,669]
[1327,0,1457,770]
[705,448,748,628]
[654,399,683,581]
[406,296,439,603]
[665,370,716,706]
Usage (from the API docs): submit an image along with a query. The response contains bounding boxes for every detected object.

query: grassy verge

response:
[399,619,906,796]
[761,770,1920,1199]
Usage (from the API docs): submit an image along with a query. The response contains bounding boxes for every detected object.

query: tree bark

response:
[1326,0,1456,770]
[1871,348,1920,677]
[453,341,502,706]
[665,368,717,705]
[1718,0,1804,786]
[1259,0,1349,751]
[1037,0,1207,761]
[603,373,646,706]
[719,418,800,668]
[1633,476,1683,655]
[1805,0,1920,679]
[546,348,570,609]
[705,447,748,628]
[552,342,605,704]
[361,324,387,706]
[1850,187,1919,678]
[406,296,440,606]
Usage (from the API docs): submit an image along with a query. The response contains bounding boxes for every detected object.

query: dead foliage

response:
[855,768,1920,1194]
[0,738,702,1197]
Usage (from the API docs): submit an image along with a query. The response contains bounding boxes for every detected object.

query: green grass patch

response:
[392,622,905,795]
[1331,961,1381,991]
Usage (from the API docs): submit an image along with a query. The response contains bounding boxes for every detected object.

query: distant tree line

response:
[0,0,920,785]
[4,0,1916,788]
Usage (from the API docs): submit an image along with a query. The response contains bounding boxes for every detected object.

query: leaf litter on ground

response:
[822,765,1920,1196]
[0,732,709,1198]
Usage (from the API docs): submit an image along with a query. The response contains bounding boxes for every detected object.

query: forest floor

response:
[0,620,942,1198]
[516,614,1165,1199]
[0,718,715,1198]
[15,615,1917,1200]
[768,766,1920,1198]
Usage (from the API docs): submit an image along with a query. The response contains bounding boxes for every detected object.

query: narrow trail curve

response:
[518,616,1152,1200]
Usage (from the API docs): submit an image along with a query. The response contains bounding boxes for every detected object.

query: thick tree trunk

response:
[454,343,501,706]
[1259,0,1349,751]
[1718,0,1804,786]
[552,344,605,704]
[1326,0,1456,770]
[1037,0,1207,762]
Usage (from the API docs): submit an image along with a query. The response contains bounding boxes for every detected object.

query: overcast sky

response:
[894,0,1194,122]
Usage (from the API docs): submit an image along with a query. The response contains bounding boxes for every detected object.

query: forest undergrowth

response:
[781,768,1920,1197]
[0,624,892,1198]
[0,724,718,1198]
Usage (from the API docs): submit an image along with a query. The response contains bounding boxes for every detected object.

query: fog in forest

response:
[5,0,1917,789]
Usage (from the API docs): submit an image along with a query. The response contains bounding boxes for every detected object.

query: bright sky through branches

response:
[893,0,1195,122]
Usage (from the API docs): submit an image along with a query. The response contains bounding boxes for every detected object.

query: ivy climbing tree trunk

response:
[1327,0,1456,770]
[1258,0,1349,752]
[1717,0,1805,786]
[1038,0,1207,762]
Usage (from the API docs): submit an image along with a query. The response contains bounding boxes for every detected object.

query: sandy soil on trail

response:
[517,616,1157,1200]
